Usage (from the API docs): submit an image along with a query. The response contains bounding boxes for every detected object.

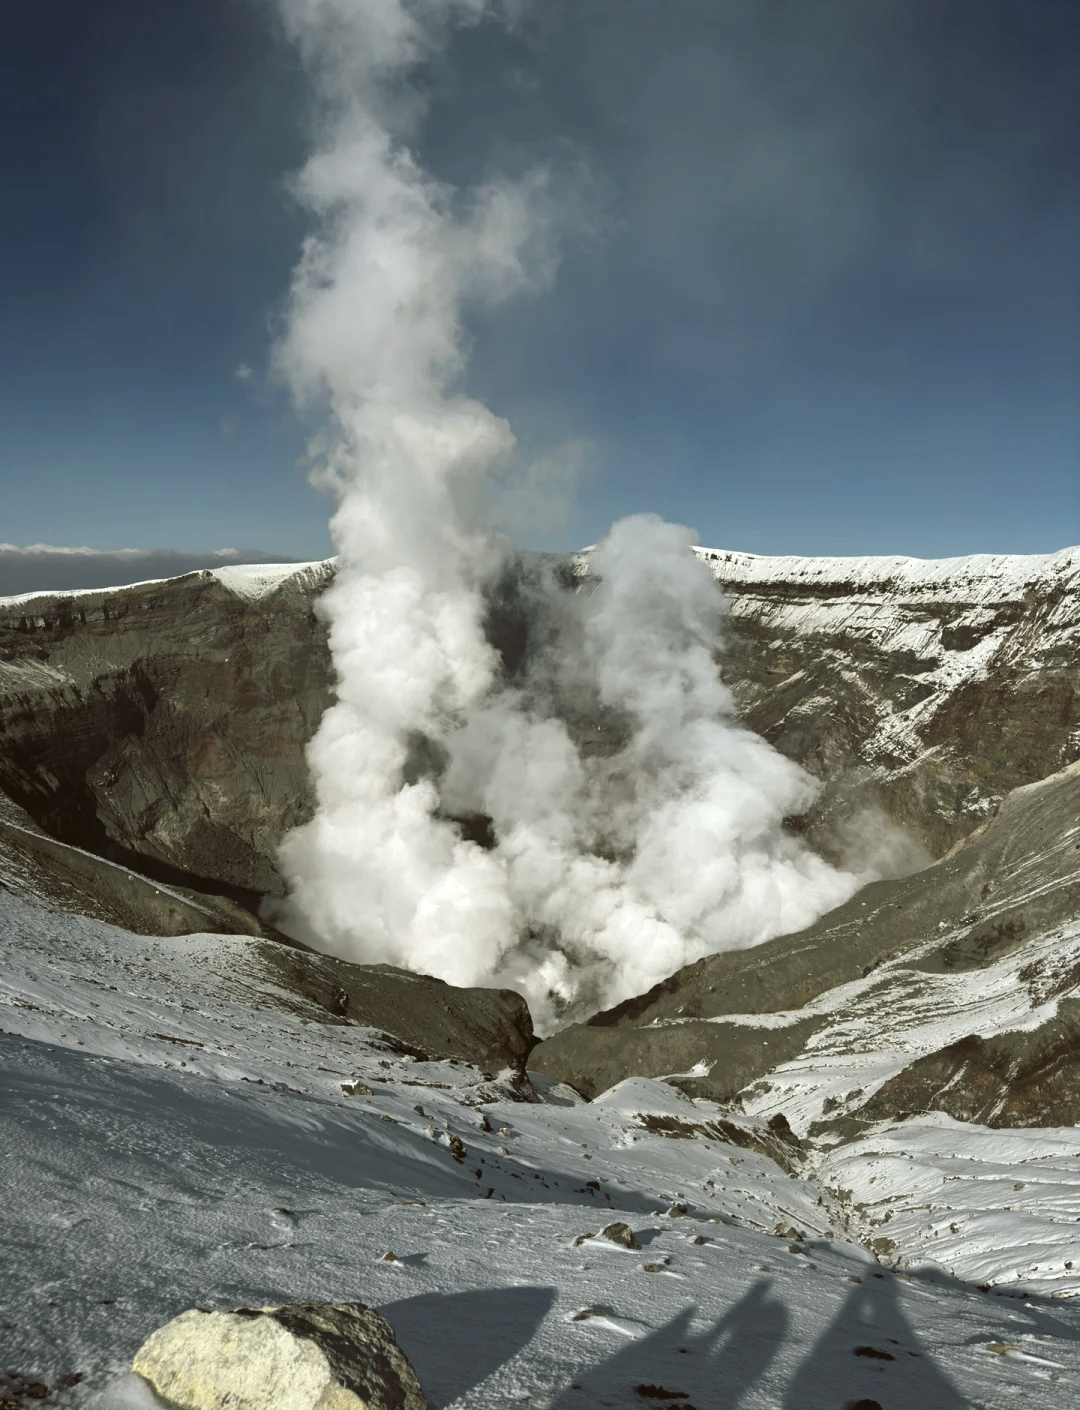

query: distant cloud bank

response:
[0,545,296,598]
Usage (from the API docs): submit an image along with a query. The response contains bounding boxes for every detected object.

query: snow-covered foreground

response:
[4,892,1080,1409]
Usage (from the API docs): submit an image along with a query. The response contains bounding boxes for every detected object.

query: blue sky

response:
[1,0,1077,563]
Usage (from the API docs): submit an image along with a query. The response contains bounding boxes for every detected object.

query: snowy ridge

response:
[0,559,332,612]
[209,559,334,601]
[697,544,1080,598]
[695,544,1080,686]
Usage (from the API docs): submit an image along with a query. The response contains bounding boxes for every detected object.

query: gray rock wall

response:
[0,564,334,901]
[1,548,1075,927]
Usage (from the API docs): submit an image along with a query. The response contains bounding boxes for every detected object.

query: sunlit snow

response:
[5,890,1080,1408]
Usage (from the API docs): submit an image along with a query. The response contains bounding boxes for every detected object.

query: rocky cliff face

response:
[3,546,1075,931]
[701,545,1080,858]
[0,562,334,909]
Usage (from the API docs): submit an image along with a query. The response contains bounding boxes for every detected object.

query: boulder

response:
[597,1221,640,1249]
[131,1302,424,1410]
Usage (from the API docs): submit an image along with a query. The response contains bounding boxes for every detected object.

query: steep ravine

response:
[529,759,1080,1129]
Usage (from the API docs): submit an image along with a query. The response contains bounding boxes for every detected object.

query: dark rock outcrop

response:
[0,786,281,940]
[850,1003,1080,1129]
[258,943,538,1072]
[0,563,333,910]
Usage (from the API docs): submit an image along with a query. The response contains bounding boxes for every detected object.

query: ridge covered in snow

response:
[0,559,332,611]
[698,543,1080,596]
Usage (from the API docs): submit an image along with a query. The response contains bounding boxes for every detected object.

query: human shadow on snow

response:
[543,1270,969,1410]
[548,1279,787,1410]
[782,1269,969,1410]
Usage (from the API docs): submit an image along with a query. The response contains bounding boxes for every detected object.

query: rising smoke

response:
[272,0,861,1031]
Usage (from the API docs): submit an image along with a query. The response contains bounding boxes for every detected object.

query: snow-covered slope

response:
[694,544,1080,856]
[5,890,1080,1409]
[0,559,330,610]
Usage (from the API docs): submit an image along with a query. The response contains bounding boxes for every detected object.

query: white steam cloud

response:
[273,0,861,1030]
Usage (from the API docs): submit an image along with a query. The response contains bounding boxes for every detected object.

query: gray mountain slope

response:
[529,760,1080,1123]
[700,546,1080,858]
[1,550,1077,1109]
[1,548,1076,932]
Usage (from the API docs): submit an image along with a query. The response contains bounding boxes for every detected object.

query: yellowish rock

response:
[132,1302,424,1410]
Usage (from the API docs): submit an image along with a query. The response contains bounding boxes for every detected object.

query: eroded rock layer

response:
[0,563,334,904]
[2,548,1077,915]
[700,546,1080,857]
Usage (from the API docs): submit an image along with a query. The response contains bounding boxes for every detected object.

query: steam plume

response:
[273,0,860,1030]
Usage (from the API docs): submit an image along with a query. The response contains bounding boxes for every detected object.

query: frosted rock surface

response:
[132,1303,424,1410]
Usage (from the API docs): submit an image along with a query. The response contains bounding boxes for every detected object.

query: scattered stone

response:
[691,1235,707,1246]
[499,1146,510,1157]
[598,1222,641,1250]
[766,1113,803,1149]
[381,1252,398,1263]
[448,1135,468,1162]
[570,1307,606,1322]
[341,1081,373,1097]
[572,1233,594,1247]
[665,1202,688,1218]
[642,1263,668,1273]
[635,1387,690,1401]
[412,1105,425,1116]
[853,1346,895,1361]
[379,1115,395,1123]
[0,1382,49,1405]
[131,1302,425,1410]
